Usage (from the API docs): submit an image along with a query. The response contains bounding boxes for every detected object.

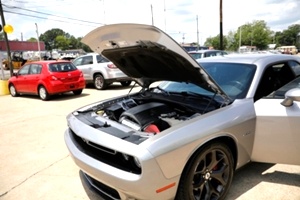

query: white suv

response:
[72,53,132,90]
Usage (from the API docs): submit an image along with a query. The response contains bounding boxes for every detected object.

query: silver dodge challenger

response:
[64,24,300,200]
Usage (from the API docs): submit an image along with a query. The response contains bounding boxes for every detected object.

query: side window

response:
[73,58,83,66]
[288,60,300,76]
[18,65,30,75]
[267,76,300,99]
[82,56,93,65]
[96,54,109,63]
[29,64,42,74]
[254,63,296,101]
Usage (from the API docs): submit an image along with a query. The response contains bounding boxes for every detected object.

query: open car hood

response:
[82,23,230,102]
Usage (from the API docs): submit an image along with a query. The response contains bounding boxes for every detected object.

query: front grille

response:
[84,172,121,200]
[70,129,141,174]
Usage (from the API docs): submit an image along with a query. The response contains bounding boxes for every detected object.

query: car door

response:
[73,55,93,81]
[26,64,42,93]
[15,64,30,92]
[251,63,300,165]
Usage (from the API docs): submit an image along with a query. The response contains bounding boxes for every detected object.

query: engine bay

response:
[97,96,201,134]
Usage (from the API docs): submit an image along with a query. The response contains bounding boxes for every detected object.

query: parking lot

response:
[0,84,300,200]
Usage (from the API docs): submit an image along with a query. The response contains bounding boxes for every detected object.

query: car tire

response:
[73,89,83,95]
[9,84,19,97]
[38,86,50,101]
[94,74,107,90]
[175,142,234,200]
[120,81,132,87]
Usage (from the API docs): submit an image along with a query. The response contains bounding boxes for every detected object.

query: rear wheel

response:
[120,81,132,87]
[9,84,19,97]
[176,143,234,200]
[38,86,50,101]
[73,89,83,95]
[94,74,107,90]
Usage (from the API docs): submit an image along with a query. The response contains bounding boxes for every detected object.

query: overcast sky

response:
[2,0,300,45]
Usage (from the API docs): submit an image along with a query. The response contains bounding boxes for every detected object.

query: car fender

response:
[145,99,256,179]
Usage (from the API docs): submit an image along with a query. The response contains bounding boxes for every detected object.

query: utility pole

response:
[0,0,13,76]
[196,15,199,50]
[35,23,41,60]
[219,0,223,50]
[151,4,154,25]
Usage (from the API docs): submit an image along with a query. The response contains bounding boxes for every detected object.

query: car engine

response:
[100,98,199,133]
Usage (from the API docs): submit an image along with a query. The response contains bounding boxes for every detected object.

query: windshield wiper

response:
[153,86,170,96]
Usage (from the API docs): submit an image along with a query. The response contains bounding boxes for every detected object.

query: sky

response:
[2,0,300,46]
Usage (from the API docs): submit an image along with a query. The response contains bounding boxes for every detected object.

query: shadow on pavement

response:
[226,162,300,199]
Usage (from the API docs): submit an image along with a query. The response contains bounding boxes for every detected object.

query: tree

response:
[55,35,69,50]
[278,24,300,47]
[233,20,272,50]
[39,28,66,50]
[204,34,227,50]
[27,37,37,42]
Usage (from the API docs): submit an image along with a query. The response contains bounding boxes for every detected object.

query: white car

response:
[65,24,300,200]
[72,53,132,90]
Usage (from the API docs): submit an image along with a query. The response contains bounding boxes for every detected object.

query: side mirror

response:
[12,72,18,77]
[281,88,300,107]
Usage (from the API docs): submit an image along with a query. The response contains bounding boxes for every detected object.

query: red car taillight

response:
[107,63,117,69]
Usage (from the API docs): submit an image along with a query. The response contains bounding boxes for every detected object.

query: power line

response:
[2,3,105,25]
[3,10,99,27]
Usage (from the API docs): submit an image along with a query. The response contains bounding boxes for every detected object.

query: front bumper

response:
[64,127,178,200]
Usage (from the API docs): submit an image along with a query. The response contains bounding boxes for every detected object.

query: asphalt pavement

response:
[0,84,300,200]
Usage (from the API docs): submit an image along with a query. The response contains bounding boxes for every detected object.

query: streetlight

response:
[35,23,41,60]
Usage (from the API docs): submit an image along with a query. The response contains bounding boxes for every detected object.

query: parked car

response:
[8,60,85,100]
[64,24,300,200]
[189,49,228,59]
[72,53,132,90]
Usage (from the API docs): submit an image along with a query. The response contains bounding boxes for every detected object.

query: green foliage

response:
[204,20,300,51]
[204,35,227,50]
[38,28,91,51]
[27,37,37,42]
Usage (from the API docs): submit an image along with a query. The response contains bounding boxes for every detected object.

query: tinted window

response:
[29,64,42,74]
[190,53,203,59]
[288,60,300,76]
[73,57,83,66]
[82,56,93,65]
[268,76,300,99]
[96,54,109,63]
[18,65,30,75]
[200,62,256,99]
[49,63,77,72]
[158,62,256,100]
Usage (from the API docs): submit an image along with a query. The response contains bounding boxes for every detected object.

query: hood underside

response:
[82,23,229,100]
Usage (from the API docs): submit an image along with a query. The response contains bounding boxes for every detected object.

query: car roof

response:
[26,60,71,65]
[198,54,300,67]
[189,50,225,53]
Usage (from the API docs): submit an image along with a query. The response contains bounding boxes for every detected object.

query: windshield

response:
[189,53,203,59]
[157,62,256,100]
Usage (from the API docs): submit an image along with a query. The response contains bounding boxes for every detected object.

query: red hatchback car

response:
[8,60,86,100]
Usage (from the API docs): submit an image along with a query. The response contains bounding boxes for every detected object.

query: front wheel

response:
[9,84,19,97]
[38,86,50,101]
[94,74,107,90]
[120,81,132,87]
[176,143,234,200]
